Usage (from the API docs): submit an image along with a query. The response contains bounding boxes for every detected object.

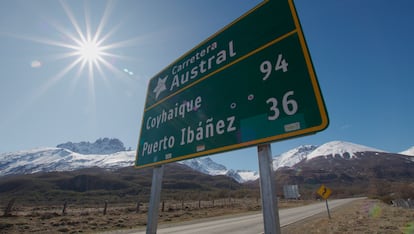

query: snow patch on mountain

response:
[233,170,259,182]
[179,157,258,183]
[273,145,317,170]
[400,146,414,156]
[223,169,259,183]
[306,141,385,160]
[179,157,227,176]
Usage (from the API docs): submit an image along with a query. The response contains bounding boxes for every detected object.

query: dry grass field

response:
[1,198,413,233]
[0,198,263,233]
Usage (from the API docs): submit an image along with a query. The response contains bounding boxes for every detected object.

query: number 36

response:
[266,91,298,120]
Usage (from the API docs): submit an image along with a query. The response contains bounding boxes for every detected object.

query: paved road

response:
[107,197,364,234]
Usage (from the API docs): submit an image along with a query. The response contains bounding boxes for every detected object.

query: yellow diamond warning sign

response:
[317,184,332,200]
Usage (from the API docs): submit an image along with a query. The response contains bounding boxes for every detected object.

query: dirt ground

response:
[1,198,413,233]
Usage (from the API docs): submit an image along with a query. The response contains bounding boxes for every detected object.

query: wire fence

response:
[2,197,261,217]
[391,199,414,209]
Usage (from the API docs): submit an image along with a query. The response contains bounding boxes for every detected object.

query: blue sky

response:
[1,0,413,172]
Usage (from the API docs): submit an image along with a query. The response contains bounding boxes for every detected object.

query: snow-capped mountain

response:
[272,145,317,170]
[0,147,135,176]
[272,141,389,170]
[280,145,414,190]
[0,139,258,182]
[400,146,414,156]
[306,141,385,160]
[179,157,259,183]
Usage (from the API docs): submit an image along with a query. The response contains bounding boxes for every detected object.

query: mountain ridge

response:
[57,137,126,155]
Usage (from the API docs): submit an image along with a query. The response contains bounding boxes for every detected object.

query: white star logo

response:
[153,76,168,100]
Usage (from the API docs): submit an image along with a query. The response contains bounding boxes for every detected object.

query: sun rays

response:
[11,0,142,108]
[54,0,117,86]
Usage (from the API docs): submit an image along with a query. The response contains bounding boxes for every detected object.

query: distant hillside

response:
[0,163,256,206]
[274,142,414,200]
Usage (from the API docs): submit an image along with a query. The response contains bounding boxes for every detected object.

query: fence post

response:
[62,201,67,215]
[136,201,140,213]
[3,198,16,217]
[103,200,108,215]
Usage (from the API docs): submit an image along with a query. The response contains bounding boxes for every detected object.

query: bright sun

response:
[20,0,141,105]
[76,39,104,63]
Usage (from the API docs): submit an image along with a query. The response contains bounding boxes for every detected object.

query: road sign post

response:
[146,166,164,234]
[258,144,281,234]
[316,184,332,219]
[325,199,332,219]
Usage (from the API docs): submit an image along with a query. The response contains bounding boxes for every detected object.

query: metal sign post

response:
[325,199,332,219]
[258,144,281,233]
[146,165,164,234]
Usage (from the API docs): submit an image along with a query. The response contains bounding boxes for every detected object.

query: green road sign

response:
[136,0,329,168]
